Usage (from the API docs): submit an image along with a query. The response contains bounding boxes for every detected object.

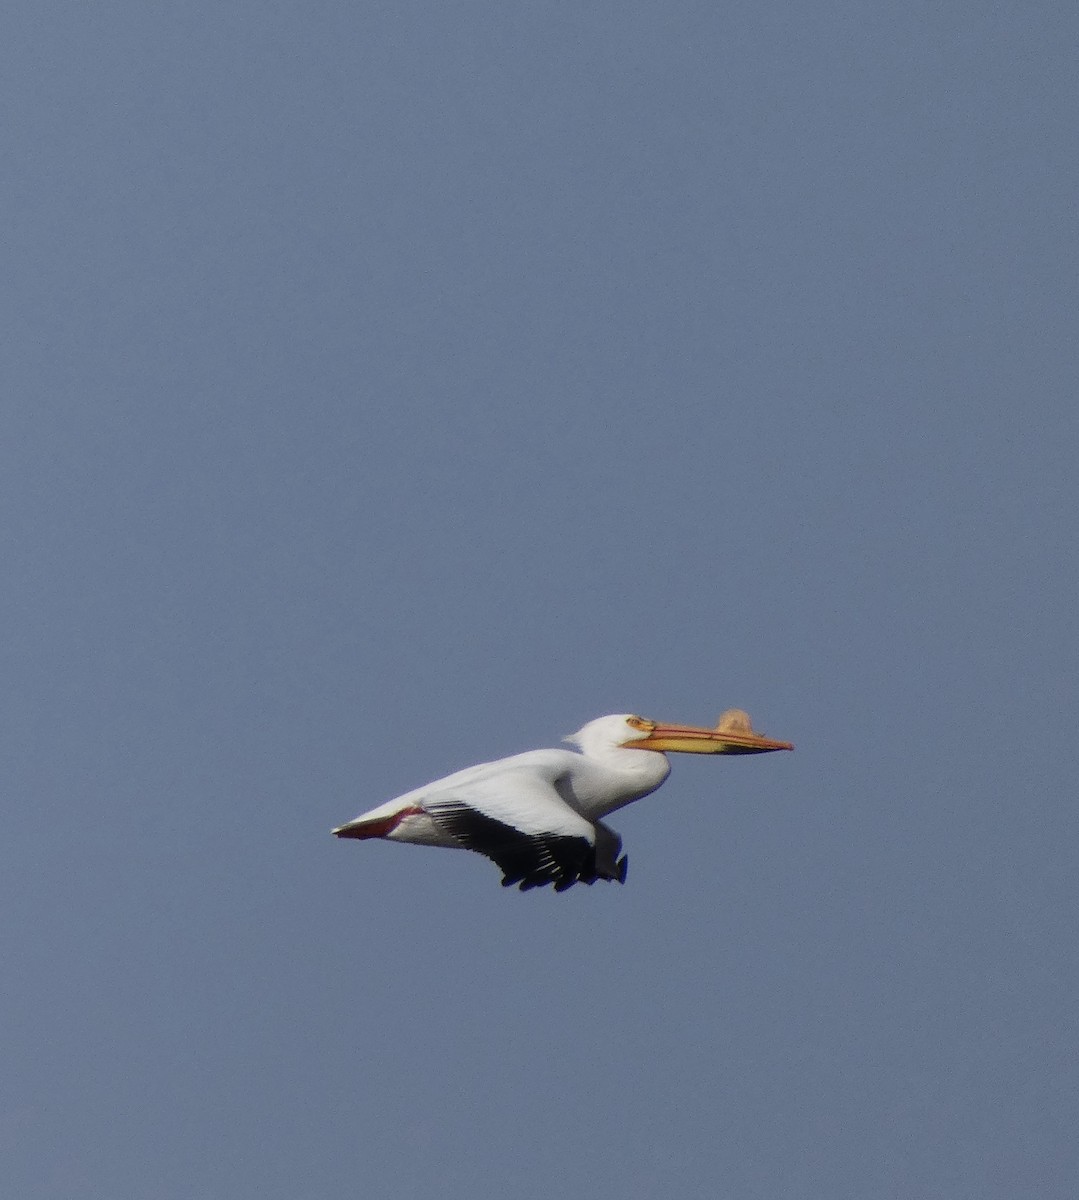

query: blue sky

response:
[3,3,1077,1197]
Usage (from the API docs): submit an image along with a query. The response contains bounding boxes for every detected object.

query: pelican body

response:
[333,713,792,892]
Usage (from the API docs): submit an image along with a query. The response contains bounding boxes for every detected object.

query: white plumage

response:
[333,712,792,892]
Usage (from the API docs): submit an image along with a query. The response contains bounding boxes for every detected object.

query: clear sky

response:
[3,3,1077,1197]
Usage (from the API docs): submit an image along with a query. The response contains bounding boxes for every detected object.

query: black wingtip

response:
[616,855,628,884]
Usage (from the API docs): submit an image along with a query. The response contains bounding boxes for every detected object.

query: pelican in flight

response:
[333,711,792,892]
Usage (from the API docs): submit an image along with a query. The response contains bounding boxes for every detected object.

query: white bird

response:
[333,711,793,892]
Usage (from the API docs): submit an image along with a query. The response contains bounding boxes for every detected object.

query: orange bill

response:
[624,716,793,755]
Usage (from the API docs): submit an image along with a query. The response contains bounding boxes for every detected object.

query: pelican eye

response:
[626,716,655,732]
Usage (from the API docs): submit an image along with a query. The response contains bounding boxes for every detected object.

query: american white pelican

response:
[333,711,793,892]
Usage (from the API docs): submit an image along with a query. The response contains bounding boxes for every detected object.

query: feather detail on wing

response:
[423,769,626,892]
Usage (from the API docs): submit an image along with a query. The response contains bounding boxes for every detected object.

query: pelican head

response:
[567,711,793,758]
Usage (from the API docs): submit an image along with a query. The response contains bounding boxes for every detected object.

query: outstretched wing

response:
[425,800,592,891]
[423,767,621,892]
